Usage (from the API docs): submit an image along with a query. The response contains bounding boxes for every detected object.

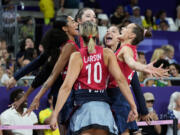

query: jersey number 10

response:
[86,62,102,84]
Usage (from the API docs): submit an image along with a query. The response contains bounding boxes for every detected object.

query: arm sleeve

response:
[130,71,148,115]
[31,62,54,89]
[14,52,48,80]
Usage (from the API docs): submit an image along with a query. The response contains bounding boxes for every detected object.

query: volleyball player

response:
[50,21,138,135]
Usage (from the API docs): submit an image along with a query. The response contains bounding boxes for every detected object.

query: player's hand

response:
[127,107,138,122]
[50,112,58,131]
[23,97,40,116]
[145,61,169,78]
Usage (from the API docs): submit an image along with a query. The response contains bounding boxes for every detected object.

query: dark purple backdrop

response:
[0,86,180,118]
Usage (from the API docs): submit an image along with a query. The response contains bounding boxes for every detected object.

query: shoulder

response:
[69,52,82,63]
[121,45,133,53]
[63,42,77,50]
[103,48,114,56]
[71,51,81,58]
[0,108,15,124]
[103,48,115,65]
[1,108,14,117]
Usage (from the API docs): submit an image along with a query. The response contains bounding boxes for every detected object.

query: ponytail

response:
[132,24,152,45]
[88,35,95,53]
[79,21,98,53]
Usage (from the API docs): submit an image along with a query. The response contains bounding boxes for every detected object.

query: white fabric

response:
[0,107,38,135]
[166,17,178,31]
[98,26,107,44]
[166,110,180,135]
[0,73,10,84]
[98,14,108,20]
[175,18,180,29]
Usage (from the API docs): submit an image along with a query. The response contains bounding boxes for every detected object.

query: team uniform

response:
[57,39,81,126]
[107,44,138,133]
[69,46,118,135]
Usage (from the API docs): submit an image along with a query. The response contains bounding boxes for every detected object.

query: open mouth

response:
[106,36,113,43]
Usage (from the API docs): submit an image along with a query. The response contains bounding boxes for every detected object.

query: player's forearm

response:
[23,86,35,99]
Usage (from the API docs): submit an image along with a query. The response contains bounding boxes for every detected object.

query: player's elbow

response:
[61,82,72,93]
[127,61,135,70]
[115,75,127,85]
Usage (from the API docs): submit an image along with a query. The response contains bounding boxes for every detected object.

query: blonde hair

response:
[161,45,174,53]
[150,48,164,62]
[168,92,180,110]
[79,21,98,53]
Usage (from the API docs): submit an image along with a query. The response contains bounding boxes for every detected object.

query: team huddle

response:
[6,8,168,135]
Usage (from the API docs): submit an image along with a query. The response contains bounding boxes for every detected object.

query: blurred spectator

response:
[161,45,177,64]
[138,51,146,64]
[137,52,148,86]
[153,59,170,69]
[137,51,147,86]
[140,92,161,135]
[83,0,103,14]
[98,14,109,27]
[119,19,132,28]
[110,5,126,25]
[169,63,180,86]
[39,94,60,135]
[124,0,139,15]
[129,6,142,27]
[98,14,109,43]
[39,0,55,25]
[150,48,165,62]
[23,48,37,62]
[0,40,14,86]
[0,89,38,135]
[155,10,169,28]
[0,67,12,86]
[153,59,171,87]
[175,5,180,31]
[142,9,157,30]
[0,39,7,50]
[16,50,37,87]
[19,16,35,42]
[2,2,20,46]
[57,0,79,18]
[166,92,180,135]
[159,20,170,31]
[141,59,170,87]
[16,37,35,68]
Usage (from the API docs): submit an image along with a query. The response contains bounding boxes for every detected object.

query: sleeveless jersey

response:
[61,40,80,80]
[108,44,137,88]
[74,46,108,90]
